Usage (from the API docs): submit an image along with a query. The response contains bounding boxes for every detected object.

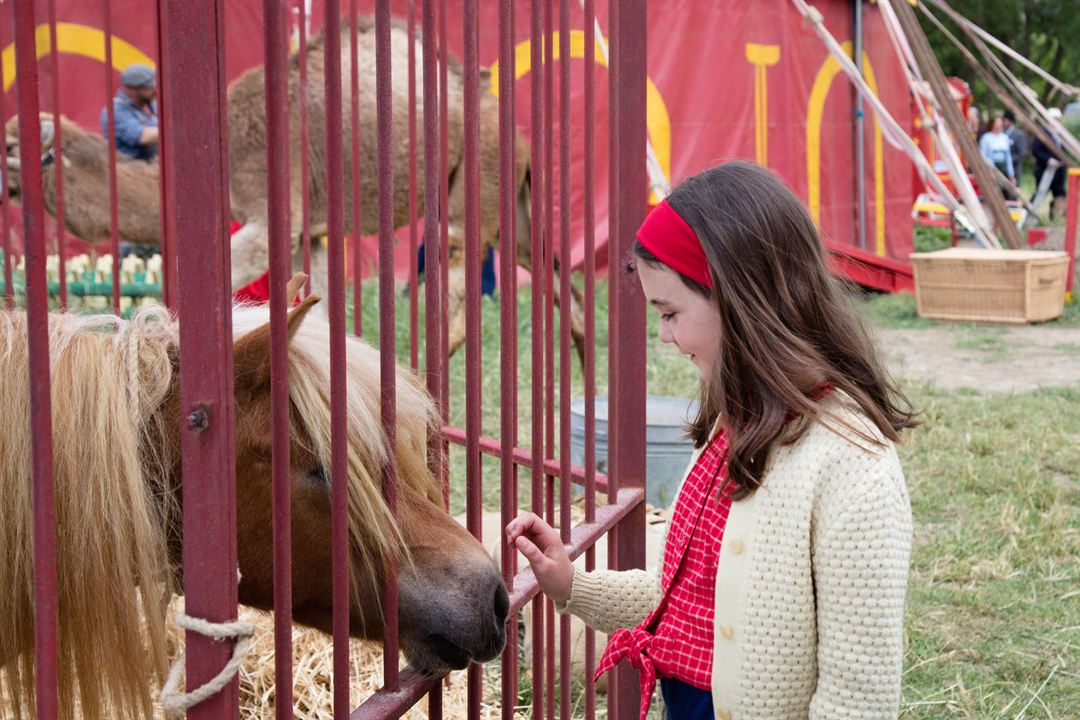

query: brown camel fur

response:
[5,17,585,359]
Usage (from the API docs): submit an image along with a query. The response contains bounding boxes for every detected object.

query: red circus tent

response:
[2,0,915,291]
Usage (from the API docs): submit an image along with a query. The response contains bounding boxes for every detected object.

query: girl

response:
[506,162,916,719]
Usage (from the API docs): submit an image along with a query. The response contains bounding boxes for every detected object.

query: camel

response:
[5,18,585,358]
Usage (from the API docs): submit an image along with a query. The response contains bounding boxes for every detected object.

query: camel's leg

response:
[230,220,269,290]
[513,178,587,363]
[302,241,331,320]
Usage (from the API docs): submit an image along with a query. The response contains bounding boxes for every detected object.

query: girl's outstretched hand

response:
[505,512,574,606]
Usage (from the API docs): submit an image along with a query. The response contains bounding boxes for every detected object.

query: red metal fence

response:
[5,0,647,717]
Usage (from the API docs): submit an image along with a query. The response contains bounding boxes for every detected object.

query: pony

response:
[0,275,507,719]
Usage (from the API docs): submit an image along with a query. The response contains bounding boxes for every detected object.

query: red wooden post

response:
[1065,169,1078,298]
[159,0,238,717]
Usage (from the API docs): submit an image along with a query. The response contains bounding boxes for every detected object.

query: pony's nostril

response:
[493,582,509,626]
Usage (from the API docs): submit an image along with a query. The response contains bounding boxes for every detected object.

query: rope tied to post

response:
[159,612,256,716]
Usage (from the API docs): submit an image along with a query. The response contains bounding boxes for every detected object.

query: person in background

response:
[101,64,159,162]
[979,115,1015,197]
[1002,109,1026,186]
[967,105,982,140]
[1031,107,1068,218]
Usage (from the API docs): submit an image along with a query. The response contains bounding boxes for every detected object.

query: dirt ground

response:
[876,323,1080,392]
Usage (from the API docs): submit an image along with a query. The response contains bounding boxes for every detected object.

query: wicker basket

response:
[910,248,1069,323]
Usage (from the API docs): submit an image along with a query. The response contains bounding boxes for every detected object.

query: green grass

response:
[858,290,937,330]
[954,325,1013,363]
[347,277,1078,718]
[914,224,954,254]
[898,385,1080,718]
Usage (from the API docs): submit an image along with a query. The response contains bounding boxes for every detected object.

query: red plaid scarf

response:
[595,430,732,719]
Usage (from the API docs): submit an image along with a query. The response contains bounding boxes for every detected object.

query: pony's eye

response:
[308,467,328,484]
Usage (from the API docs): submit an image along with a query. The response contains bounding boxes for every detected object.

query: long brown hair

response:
[635,161,918,499]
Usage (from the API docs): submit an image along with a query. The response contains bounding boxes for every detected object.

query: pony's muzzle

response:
[399,553,509,673]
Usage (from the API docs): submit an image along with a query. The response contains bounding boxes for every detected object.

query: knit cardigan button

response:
[717,709,732,720]
[719,624,734,640]
[730,538,745,555]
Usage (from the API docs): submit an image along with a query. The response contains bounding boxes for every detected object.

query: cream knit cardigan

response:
[558,395,912,719]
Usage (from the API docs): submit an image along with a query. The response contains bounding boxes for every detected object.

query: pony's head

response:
[226,289,507,674]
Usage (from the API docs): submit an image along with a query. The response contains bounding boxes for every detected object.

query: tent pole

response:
[853,0,867,252]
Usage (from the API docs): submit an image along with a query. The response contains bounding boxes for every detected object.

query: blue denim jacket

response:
[101,91,158,161]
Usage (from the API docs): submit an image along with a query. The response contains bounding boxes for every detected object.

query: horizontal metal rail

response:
[348,486,644,720]
[442,426,612,494]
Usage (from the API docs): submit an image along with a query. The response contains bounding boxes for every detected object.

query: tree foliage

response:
[917,0,1080,116]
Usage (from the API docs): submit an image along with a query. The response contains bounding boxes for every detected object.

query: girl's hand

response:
[505,512,574,606]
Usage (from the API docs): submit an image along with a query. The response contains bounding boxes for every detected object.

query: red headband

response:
[635,198,713,288]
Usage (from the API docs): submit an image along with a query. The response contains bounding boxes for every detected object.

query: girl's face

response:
[992,117,1004,133]
[636,261,721,380]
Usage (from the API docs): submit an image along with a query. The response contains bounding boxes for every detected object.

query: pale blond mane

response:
[0,305,439,719]
[231,305,441,611]
[0,308,178,720]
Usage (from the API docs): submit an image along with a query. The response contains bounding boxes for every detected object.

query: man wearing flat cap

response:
[101,63,159,161]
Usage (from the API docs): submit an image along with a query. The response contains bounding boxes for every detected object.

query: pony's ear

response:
[234,278,321,391]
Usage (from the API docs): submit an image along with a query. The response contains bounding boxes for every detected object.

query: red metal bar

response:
[159,0,238,716]
[422,0,442,465]
[508,487,644,616]
[498,1,519,716]
[351,484,644,720]
[13,0,58,714]
[528,2,546,717]
[408,0,419,371]
[0,15,14,312]
[1066,169,1078,296]
[443,425,610,492]
[349,666,439,720]
[582,2,597,716]
[542,3,557,717]
[438,0,450,468]
[321,1,351,717]
[102,0,121,310]
[462,2,483,716]
[46,0,66,308]
[155,0,175,310]
[349,0,362,337]
[609,2,649,715]
[375,0,401,691]
[298,0,312,291]
[558,3,573,716]
[421,2,444,714]
[262,0,295,714]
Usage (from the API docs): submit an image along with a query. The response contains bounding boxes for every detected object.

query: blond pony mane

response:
[0,308,178,720]
[0,305,439,719]
[232,305,441,614]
